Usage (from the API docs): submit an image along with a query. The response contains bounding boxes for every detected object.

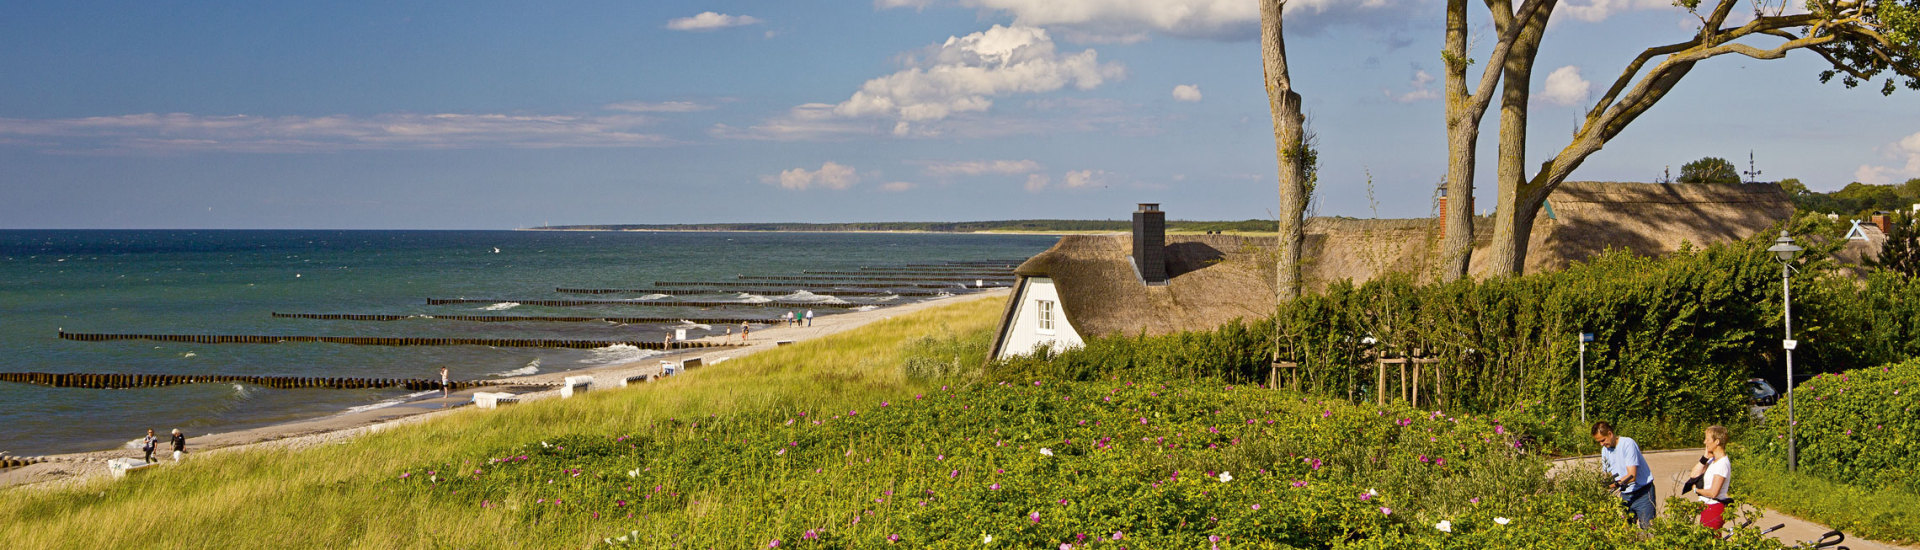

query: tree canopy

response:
[1679,156,1742,183]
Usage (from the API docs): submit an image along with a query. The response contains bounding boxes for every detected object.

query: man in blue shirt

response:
[1593,421,1656,528]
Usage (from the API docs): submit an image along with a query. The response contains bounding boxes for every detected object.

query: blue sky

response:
[1,0,1915,229]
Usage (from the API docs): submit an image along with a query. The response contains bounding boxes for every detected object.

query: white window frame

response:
[1036,299,1055,334]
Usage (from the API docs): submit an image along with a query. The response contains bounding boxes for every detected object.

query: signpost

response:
[1579,333,1595,424]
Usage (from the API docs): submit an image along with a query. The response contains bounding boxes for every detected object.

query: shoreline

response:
[0,289,1011,490]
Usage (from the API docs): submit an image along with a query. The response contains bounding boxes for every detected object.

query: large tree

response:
[1480,0,1919,275]
[1261,0,1311,300]
[1436,0,1554,281]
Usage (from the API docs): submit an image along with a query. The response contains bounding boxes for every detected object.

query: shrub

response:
[1745,359,1920,493]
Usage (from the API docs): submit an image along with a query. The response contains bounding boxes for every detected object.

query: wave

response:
[342,390,438,415]
[231,383,253,400]
[480,302,521,311]
[493,358,541,377]
[775,291,849,304]
[734,292,772,304]
[853,305,880,312]
[674,320,712,331]
[583,344,661,366]
[182,352,197,358]
[872,295,899,302]
[623,294,671,301]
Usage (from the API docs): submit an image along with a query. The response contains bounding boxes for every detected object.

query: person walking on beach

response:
[169,428,186,461]
[805,309,814,327]
[741,321,750,342]
[140,429,158,464]
[1592,421,1656,528]
[439,366,450,398]
[1686,425,1734,530]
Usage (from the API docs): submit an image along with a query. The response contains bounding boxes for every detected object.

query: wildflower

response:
[1572,513,1584,521]
[1113,532,1125,540]
[1494,517,1511,525]
[1494,425,1506,435]
[777,449,786,455]
[541,441,551,448]
[990,483,1001,490]
[1380,507,1393,515]
[399,472,411,479]
[888,534,901,543]
[949,469,959,479]
[1209,535,1220,543]
[1251,504,1261,510]
[983,534,993,544]
[768,540,780,548]
[1218,471,1233,483]
[1039,448,1054,457]
[1469,497,1480,504]
[1435,520,1452,533]
[803,530,819,540]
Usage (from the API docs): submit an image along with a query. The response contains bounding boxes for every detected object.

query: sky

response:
[1,0,1915,229]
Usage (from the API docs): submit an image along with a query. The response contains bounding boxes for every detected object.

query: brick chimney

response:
[1132,203,1167,284]
[1874,213,1890,234]
[1437,190,1448,238]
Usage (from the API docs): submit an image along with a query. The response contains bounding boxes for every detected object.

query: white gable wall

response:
[995,277,1084,360]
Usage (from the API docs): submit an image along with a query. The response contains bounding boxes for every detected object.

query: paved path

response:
[1552,449,1914,549]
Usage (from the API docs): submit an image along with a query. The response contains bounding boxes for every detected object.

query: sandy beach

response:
[0,289,1010,490]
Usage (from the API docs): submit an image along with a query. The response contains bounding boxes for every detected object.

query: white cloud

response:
[1024,173,1050,192]
[829,25,1124,136]
[1390,69,1437,103]
[1554,0,1674,23]
[603,101,713,113]
[0,112,670,154]
[887,0,1420,42]
[1541,65,1592,106]
[666,12,763,31]
[1063,169,1108,188]
[921,159,1043,176]
[1171,84,1203,102]
[1855,131,1920,184]
[880,181,918,192]
[764,162,860,190]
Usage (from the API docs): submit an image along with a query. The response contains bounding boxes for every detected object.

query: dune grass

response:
[0,295,1007,549]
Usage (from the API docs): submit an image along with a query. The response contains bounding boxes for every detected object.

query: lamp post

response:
[1579,332,1594,424]
[1766,230,1803,472]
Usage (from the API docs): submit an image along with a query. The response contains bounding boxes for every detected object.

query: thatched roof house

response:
[989,182,1793,360]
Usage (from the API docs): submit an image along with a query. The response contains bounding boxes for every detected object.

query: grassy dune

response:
[0,295,1006,548]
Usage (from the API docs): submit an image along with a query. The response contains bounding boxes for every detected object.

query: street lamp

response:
[1766,230,1803,472]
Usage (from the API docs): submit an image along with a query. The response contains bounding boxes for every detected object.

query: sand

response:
[0,289,1010,490]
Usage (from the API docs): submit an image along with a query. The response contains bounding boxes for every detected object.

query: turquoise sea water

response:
[0,230,1053,454]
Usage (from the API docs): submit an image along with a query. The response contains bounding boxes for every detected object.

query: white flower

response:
[1435,520,1453,533]
[1039,448,1054,456]
[1494,517,1511,525]
[1218,472,1234,483]
[983,534,993,544]
[627,468,640,478]
[541,441,551,448]
[1367,488,1378,497]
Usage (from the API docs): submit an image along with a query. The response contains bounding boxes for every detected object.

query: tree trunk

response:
[1484,0,1553,276]
[1261,0,1308,301]
[1437,0,1476,281]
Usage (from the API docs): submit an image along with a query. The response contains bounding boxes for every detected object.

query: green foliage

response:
[1745,359,1920,493]
[1679,157,1742,183]
[1777,178,1809,197]
[992,318,1277,384]
[1731,451,1920,544]
[901,328,993,382]
[1793,181,1918,216]
[1871,211,1920,276]
[397,380,1780,548]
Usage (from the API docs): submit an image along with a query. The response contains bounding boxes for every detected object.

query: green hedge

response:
[1747,359,1920,493]
[992,216,1920,433]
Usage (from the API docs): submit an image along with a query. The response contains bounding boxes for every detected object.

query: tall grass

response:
[0,295,1008,548]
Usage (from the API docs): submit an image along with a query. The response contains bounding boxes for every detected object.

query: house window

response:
[1036,300,1055,333]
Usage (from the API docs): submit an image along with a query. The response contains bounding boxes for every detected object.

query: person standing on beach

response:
[741,321,750,342]
[440,366,450,398]
[169,428,185,461]
[141,429,158,464]
[805,309,814,327]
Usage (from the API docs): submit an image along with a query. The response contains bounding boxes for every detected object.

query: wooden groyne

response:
[653,280,977,290]
[424,298,869,309]
[854,267,1014,273]
[273,312,770,324]
[0,371,512,391]
[802,270,1010,277]
[553,287,944,297]
[57,331,746,350]
[0,455,51,470]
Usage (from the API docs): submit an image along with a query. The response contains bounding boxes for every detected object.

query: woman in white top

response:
[1687,425,1733,529]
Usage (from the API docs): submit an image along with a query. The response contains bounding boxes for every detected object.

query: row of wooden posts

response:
[57,331,745,350]
[1269,353,1448,407]
[653,280,987,289]
[422,298,869,309]
[551,287,946,297]
[739,275,1013,282]
[0,371,511,391]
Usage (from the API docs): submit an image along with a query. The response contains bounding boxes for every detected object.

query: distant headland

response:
[524,219,1275,234]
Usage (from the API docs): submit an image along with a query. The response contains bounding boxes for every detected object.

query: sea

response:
[0,230,1056,455]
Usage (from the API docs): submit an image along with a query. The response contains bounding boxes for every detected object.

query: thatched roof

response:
[1006,182,1792,340]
